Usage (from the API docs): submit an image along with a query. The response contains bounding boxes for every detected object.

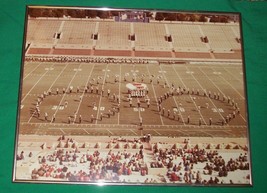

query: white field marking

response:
[186,71,194,74]
[45,67,54,71]
[175,129,188,136]
[82,128,90,135]
[185,66,224,122]
[133,107,145,112]
[107,129,113,135]
[100,107,105,111]
[117,64,122,125]
[52,63,83,122]
[73,63,95,123]
[130,129,138,135]
[20,121,247,130]
[33,123,42,135]
[199,130,214,137]
[28,63,70,123]
[222,130,235,136]
[146,65,164,125]
[60,128,66,135]
[21,64,55,103]
[153,129,161,135]
[52,105,64,110]
[23,62,42,80]
[212,67,244,99]
[211,108,224,113]
[199,67,247,122]
[95,64,109,124]
[162,65,189,125]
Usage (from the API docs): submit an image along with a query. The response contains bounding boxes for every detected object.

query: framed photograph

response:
[13,5,251,186]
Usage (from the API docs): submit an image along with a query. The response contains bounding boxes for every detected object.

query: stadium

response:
[14,7,251,186]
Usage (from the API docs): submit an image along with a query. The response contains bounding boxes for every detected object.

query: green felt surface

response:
[0,0,267,192]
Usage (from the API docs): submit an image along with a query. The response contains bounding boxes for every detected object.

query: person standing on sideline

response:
[91,114,94,123]
[79,115,82,124]
[187,115,190,124]
[44,112,48,122]
[139,117,143,126]
[52,114,55,123]
[209,118,212,126]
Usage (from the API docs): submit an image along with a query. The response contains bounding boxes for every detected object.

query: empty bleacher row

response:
[168,24,208,52]
[26,18,241,55]
[96,22,131,50]
[134,23,170,51]
[57,21,96,45]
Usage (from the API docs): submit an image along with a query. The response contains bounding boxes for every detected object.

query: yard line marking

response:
[52,63,83,122]
[146,65,164,125]
[21,64,56,103]
[198,67,247,122]
[221,67,245,97]
[186,66,226,123]
[214,68,246,113]
[163,65,189,125]
[95,64,108,124]
[23,62,42,80]
[117,64,122,125]
[28,63,70,123]
[73,63,95,123]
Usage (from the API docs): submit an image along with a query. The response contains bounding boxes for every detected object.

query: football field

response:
[19,61,248,138]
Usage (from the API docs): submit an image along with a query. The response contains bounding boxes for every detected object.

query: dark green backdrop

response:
[1,0,267,192]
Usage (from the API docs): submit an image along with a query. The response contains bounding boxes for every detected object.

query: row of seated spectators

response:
[151,145,249,184]
[30,148,148,181]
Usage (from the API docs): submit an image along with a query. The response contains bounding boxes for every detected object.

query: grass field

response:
[18,61,248,138]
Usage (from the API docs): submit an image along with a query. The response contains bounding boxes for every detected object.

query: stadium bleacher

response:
[27,19,61,45]
[134,23,170,51]
[26,18,241,61]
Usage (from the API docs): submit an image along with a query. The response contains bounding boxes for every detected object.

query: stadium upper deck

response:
[26,18,242,61]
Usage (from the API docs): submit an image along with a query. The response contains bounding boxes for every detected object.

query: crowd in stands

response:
[27,136,148,182]
[16,135,250,185]
[150,139,250,184]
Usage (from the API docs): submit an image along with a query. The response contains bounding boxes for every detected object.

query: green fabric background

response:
[0,0,266,192]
